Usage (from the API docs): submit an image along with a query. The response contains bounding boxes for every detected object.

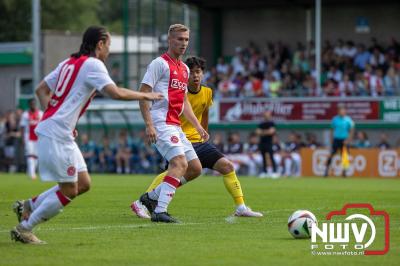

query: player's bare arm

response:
[138,83,157,143]
[200,107,209,132]
[183,94,209,142]
[102,83,163,101]
[35,80,52,110]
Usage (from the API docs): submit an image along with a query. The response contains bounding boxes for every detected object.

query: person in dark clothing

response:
[256,111,279,178]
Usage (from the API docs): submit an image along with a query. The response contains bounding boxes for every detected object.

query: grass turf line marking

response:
[0,222,203,234]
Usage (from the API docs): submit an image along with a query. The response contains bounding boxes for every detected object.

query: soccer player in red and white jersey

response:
[138,24,209,223]
[19,99,43,180]
[10,26,163,244]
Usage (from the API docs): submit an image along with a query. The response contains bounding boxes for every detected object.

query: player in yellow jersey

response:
[131,56,262,220]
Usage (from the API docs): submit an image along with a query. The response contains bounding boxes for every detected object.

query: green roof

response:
[0,52,32,65]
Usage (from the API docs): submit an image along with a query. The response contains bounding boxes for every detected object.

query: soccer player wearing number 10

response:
[11,26,163,244]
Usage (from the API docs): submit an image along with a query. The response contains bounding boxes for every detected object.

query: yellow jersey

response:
[180,85,213,143]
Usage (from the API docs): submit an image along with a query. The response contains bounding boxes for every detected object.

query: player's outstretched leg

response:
[12,185,60,222]
[214,157,263,217]
[11,184,73,244]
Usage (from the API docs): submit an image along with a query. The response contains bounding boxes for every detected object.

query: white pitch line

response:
[0,222,204,234]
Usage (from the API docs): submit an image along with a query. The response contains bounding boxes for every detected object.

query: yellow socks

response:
[223,171,244,206]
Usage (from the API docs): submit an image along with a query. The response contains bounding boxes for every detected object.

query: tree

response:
[0,0,122,42]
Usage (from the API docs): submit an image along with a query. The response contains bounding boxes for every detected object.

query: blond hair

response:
[168,24,189,36]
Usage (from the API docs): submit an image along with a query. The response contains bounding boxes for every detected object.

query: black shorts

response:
[331,138,346,154]
[164,141,224,170]
[192,142,225,169]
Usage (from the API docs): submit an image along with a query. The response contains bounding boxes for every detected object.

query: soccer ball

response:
[288,210,317,239]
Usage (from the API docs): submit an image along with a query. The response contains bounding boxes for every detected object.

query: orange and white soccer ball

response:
[288,210,317,239]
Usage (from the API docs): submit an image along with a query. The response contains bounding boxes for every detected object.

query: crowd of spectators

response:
[204,38,400,98]
[0,108,398,176]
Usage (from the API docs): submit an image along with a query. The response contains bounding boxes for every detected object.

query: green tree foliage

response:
[0,0,123,42]
[0,0,32,41]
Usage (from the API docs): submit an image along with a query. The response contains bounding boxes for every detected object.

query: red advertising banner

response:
[219,99,380,122]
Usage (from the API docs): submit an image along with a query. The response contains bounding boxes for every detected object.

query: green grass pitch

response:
[0,173,399,265]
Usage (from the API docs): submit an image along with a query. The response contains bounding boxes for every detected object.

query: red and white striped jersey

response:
[142,53,189,126]
[20,109,43,142]
[35,56,115,142]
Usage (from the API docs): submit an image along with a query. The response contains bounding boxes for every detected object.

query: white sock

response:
[29,185,59,211]
[148,186,160,200]
[154,176,179,213]
[236,204,247,212]
[27,157,36,178]
[148,176,186,201]
[21,190,71,231]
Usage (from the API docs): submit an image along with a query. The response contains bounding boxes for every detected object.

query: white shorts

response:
[155,124,198,162]
[37,134,87,183]
[25,140,38,157]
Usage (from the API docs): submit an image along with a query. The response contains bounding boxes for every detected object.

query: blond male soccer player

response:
[11,26,163,244]
[137,25,209,223]
[132,56,263,219]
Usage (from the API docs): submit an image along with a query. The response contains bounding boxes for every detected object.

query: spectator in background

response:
[224,131,260,176]
[369,47,385,68]
[383,67,399,96]
[370,68,385,96]
[4,111,21,172]
[281,132,302,177]
[224,132,246,174]
[80,133,97,172]
[269,75,282,97]
[354,44,371,70]
[243,132,262,176]
[343,41,357,58]
[377,133,391,150]
[115,130,132,174]
[324,106,355,177]
[334,39,345,57]
[354,72,369,96]
[216,57,229,75]
[231,47,246,76]
[339,74,355,96]
[305,133,321,149]
[212,133,225,153]
[256,111,278,178]
[327,65,343,83]
[354,131,371,148]
[98,136,115,173]
[218,74,236,97]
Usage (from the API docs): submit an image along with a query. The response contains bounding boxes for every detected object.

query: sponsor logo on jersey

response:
[171,79,187,90]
